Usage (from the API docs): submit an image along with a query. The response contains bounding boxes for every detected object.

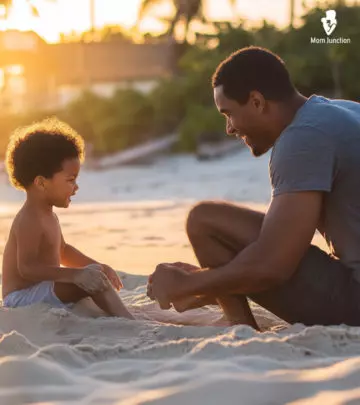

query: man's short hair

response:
[6,118,85,190]
[212,46,296,104]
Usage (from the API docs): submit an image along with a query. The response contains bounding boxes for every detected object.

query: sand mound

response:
[0,276,360,404]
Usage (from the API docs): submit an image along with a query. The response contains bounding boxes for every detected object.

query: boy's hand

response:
[73,264,109,294]
[101,264,123,291]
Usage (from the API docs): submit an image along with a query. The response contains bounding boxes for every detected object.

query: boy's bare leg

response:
[184,201,265,328]
[92,287,134,319]
[54,282,134,319]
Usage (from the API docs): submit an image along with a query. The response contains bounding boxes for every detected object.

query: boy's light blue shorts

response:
[3,281,73,309]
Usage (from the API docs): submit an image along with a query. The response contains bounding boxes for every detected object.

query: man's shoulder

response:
[269,121,336,182]
[280,96,360,144]
[273,96,360,159]
[272,122,329,161]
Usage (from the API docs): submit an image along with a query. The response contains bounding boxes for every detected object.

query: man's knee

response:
[186,201,264,241]
[186,201,218,236]
[186,201,246,236]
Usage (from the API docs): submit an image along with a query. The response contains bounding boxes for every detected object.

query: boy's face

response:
[44,158,80,208]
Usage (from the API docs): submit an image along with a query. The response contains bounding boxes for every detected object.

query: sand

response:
[0,149,356,405]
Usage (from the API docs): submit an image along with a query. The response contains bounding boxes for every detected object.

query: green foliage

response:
[61,89,154,155]
[178,104,225,151]
[62,91,115,144]
[149,78,187,134]
[99,89,154,153]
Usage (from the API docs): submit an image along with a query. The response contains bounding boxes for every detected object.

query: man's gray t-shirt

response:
[270,95,360,271]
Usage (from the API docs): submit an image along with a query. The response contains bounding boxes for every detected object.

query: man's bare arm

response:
[182,191,323,297]
[16,216,80,283]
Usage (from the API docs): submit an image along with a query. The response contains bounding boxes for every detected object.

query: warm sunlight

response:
[2,0,360,43]
[0,0,172,42]
[2,0,360,404]
[0,0,301,43]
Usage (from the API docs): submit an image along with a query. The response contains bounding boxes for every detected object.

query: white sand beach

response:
[0,149,357,405]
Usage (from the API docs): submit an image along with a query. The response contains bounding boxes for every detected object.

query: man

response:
[148,46,360,329]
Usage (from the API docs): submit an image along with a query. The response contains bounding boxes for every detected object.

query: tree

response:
[290,0,295,28]
[137,0,237,42]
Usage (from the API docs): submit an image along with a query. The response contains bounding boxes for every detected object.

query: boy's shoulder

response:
[11,206,43,235]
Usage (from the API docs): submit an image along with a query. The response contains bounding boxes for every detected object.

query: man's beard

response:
[250,146,262,157]
[243,137,261,157]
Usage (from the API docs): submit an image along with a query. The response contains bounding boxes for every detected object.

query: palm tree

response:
[138,0,237,41]
[289,0,295,28]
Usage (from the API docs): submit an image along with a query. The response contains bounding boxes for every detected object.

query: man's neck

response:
[264,93,308,150]
[278,93,308,132]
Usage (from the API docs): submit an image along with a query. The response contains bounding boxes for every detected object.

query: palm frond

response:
[137,0,240,41]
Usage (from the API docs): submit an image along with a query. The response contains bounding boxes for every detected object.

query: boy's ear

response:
[33,175,47,190]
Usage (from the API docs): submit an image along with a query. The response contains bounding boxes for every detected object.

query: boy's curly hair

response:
[6,118,85,190]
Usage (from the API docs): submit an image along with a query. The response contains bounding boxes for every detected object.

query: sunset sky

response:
[0,0,354,43]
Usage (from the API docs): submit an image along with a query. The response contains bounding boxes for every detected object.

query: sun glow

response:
[0,0,171,43]
[2,0,352,44]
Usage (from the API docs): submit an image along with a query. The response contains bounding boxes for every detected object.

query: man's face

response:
[214,85,274,157]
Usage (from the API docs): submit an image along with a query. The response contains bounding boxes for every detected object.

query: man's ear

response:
[250,90,266,113]
[33,175,46,190]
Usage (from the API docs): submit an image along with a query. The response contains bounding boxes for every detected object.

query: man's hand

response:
[171,262,200,273]
[72,264,109,294]
[101,264,123,291]
[147,262,199,302]
[148,263,190,309]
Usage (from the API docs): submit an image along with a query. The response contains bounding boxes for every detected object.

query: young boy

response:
[2,118,134,320]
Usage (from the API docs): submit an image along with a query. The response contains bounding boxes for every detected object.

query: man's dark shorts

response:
[249,246,360,326]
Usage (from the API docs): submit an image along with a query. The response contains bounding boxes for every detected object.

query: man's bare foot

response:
[172,296,202,313]
[212,315,260,329]
[172,296,217,313]
[212,316,232,327]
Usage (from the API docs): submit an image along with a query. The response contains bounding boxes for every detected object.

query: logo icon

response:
[321,10,337,36]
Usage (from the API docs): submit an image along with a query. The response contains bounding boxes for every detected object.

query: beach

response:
[0,148,357,405]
